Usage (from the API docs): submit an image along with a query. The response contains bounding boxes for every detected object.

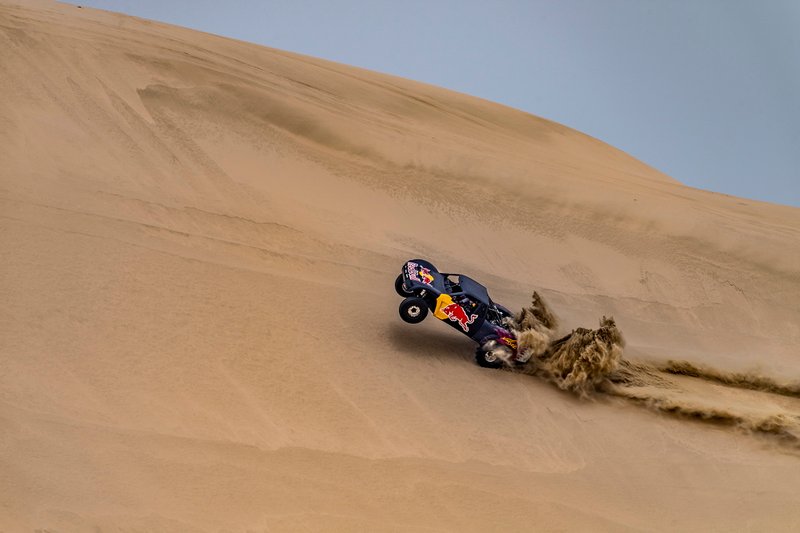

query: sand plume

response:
[538,317,625,396]
[508,294,624,397]
[514,291,559,332]
[505,293,800,445]
[509,291,559,360]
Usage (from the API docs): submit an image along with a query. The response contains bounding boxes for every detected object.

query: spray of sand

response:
[504,292,800,444]
[507,293,624,397]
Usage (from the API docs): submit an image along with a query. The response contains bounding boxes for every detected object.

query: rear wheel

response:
[395,274,414,297]
[475,348,504,369]
[475,339,509,369]
[399,297,428,324]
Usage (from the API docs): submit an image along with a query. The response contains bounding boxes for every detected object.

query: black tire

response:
[399,297,428,324]
[475,346,504,369]
[395,274,414,297]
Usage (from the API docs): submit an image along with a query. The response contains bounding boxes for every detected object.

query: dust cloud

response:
[504,293,800,444]
[507,292,625,397]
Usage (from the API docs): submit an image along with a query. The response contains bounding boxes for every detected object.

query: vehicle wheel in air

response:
[395,274,414,297]
[399,297,428,324]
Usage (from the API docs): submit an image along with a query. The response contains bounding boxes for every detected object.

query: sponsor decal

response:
[419,267,434,286]
[441,301,478,332]
[406,262,433,286]
[407,262,421,282]
[501,336,518,349]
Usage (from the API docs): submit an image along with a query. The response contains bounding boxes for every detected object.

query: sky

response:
[74,0,800,207]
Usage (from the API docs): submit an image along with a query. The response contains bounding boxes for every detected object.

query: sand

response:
[1,1,800,530]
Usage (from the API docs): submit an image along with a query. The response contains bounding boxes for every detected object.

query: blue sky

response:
[74,1,800,207]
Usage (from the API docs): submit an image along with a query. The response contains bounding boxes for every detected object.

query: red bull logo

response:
[441,302,478,332]
[419,267,434,286]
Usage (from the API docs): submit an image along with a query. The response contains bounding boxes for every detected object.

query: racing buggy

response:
[395,259,523,368]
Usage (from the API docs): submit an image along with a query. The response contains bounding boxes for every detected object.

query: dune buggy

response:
[395,259,522,368]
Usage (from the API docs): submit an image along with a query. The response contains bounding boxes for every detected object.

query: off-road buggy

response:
[395,259,522,368]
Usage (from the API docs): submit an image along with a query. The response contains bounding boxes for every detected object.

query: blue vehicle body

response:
[395,259,516,351]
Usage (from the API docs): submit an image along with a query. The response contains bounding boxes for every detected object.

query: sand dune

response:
[2,1,800,530]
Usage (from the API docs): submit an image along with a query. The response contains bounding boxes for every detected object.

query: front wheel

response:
[399,297,428,324]
[395,274,414,297]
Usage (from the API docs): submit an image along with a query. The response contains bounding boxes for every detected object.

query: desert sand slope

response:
[1,1,800,530]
